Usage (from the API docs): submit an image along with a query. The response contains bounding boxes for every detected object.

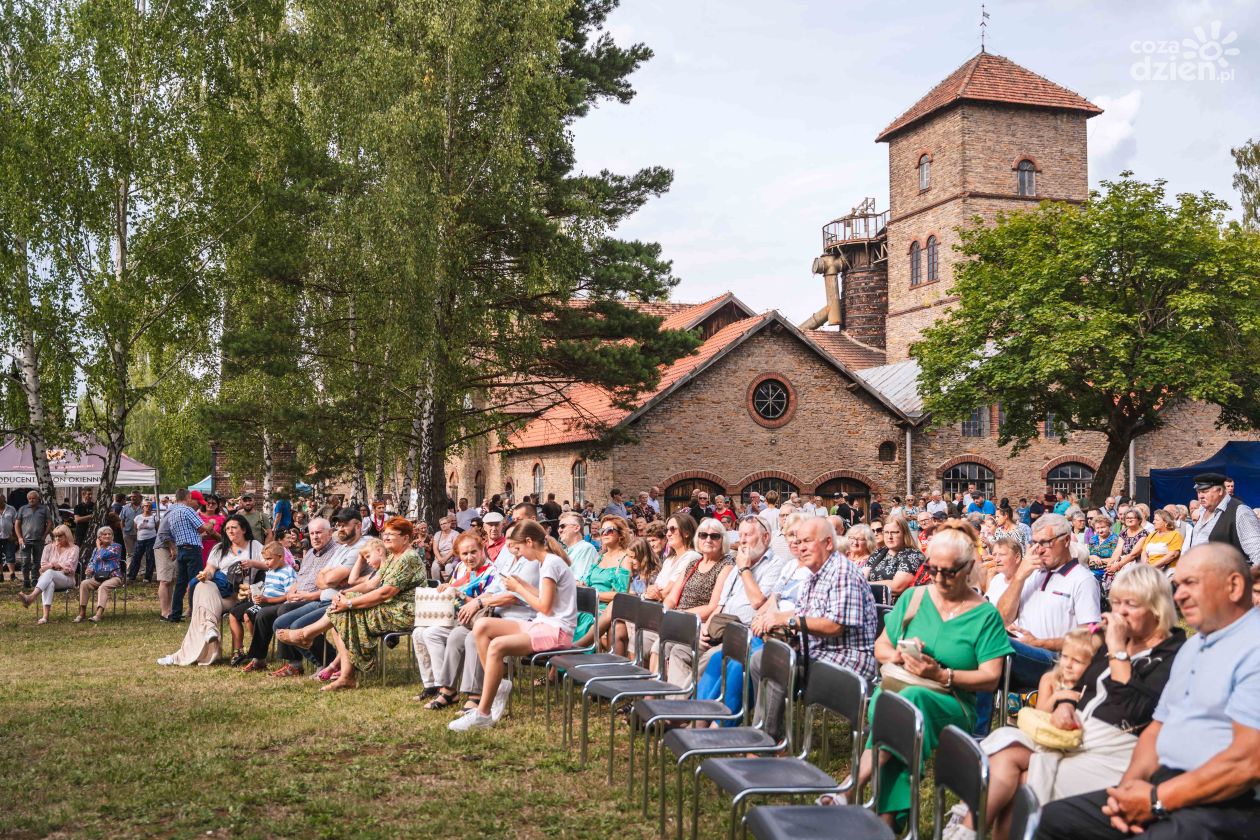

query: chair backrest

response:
[933,725,989,840]
[1008,785,1040,840]
[575,586,599,622]
[800,662,868,788]
[866,691,924,836]
[751,638,796,746]
[718,623,753,720]
[632,599,665,666]
[875,603,894,636]
[657,609,701,685]
[869,582,893,605]
[997,654,1013,728]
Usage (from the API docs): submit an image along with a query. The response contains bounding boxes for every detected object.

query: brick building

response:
[446,51,1256,517]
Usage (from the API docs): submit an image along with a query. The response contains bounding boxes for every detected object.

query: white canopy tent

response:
[0,439,159,495]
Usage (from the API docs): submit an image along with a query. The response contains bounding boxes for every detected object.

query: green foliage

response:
[912,174,1260,504]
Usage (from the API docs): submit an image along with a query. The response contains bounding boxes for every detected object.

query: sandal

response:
[229,650,248,667]
[269,663,302,678]
[316,665,340,681]
[73,613,86,623]
[276,629,313,650]
[462,697,481,712]
[422,691,459,710]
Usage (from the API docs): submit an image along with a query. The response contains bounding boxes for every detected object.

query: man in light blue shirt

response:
[1038,543,1260,839]
[558,512,598,582]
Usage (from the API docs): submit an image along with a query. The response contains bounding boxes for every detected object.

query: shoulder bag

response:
[879,586,949,694]
[1017,706,1084,751]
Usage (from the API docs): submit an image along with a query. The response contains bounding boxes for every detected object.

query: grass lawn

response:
[3,580,879,839]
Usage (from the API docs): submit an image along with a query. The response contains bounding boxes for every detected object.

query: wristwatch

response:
[1150,784,1169,819]
[1108,651,1130,662]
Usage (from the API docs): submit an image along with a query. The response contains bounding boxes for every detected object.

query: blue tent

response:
[188,474,212,494]
[1149,441,1260,509]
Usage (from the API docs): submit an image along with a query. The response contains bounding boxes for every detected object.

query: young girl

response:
[626,537,659,597]
[449,520,577,731]
[1032,627,1101,712]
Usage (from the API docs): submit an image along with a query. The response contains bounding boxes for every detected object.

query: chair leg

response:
[690,763,702,840]
[627,710,637,800]
[580,691,592,764]
[659,737,668,838]
[675,760,686,840]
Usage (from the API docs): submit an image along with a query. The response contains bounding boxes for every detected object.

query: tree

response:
[297,0,698,521]
[1234,138,1260,230]
[912,174,1260,507]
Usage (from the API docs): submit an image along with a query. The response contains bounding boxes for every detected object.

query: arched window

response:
[447,471,459,503]
[1047,463,1094,499]
[815,477,871,520]
[474,470,485,506]
[942,463,995,499]
[740,478,799,506]
[909,241,922,286]
[1017,159,1036,197]
[532,463,544,497]
[665,478,723,517]
[878,441,897,462]
[571,460,587,507]
[926,235,939,283]
[918,154,931,190]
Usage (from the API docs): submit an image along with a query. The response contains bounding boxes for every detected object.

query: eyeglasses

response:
[665,525,678,533]
[697,532,723,540]
[1029,534,1067,548]
[927,560,973,580]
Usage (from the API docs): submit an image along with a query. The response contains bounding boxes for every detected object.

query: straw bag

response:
[1017,707,1084,751]
[414,587,458,629]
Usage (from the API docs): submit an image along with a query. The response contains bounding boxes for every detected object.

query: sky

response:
[570,0,1260,324]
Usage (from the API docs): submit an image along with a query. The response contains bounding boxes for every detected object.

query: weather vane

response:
[980,3,990,52]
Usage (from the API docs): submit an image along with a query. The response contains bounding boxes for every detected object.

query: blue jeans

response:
[698,635,763,726]
[274,599,332,666]
[169,544,203,620]
[128,537,155,580]
[973,638,1057,736]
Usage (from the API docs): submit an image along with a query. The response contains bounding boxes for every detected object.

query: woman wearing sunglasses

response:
[644,513,698,602]
[572,515,631,649]
[662,517,735,625]
[852,521,1013,831]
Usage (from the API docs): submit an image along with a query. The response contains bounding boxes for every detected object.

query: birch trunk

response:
[14,237,57,504]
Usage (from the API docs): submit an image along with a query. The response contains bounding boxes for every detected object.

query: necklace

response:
[935,591,971,621]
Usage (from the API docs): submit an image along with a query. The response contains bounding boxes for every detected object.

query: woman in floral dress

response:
[322,516,426,691]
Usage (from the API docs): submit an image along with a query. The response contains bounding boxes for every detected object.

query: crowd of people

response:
[8,470,1260,838]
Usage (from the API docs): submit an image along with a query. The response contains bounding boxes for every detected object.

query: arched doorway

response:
[665,477,723,517]
[814,477,871,519]
[942,462,995,499]
[740,478,799,506]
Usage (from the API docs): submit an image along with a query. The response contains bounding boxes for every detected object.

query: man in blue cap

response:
[1188,472,1260,566]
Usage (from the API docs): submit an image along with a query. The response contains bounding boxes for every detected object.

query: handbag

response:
[705,612,742,644]
[1017,706,1084,751]
[415,587,459,629]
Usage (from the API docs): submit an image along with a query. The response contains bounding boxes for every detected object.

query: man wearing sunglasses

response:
[995,512,1102,689]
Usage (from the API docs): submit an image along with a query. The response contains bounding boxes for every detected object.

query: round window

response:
[752,379,789,421]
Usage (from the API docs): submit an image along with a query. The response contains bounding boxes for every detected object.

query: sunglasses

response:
[926,560,972,580]
[871,527,883,534]
[697,532,723,540]
[665,525,678,533]
[600,528,618,536]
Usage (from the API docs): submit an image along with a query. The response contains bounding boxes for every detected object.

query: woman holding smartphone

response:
[449,520,577,732]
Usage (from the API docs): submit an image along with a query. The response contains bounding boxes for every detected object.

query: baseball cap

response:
[331,507,360,524]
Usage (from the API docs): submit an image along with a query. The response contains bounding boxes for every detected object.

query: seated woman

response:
[853,523,1012,830]
[574,515,631,650]
[866,515,925,599]
[318,517,426,691]
[1085,512,1118,581]
[17,525,80,625]
[960,563,1184,840]
[449,520,578,731]
[644,513,698,603]
[417,531,493,709]
[845,524,876,574]
[76,526,124,623]
[233,541,297,671]
[1140,509,1183,576]
[157,515,266,667]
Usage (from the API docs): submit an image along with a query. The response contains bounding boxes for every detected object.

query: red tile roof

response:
[876,52,1102,142]
[501,314,772,450]
[805,329,887,370]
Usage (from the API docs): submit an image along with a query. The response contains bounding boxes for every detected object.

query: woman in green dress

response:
[322,516,426,691]
[573,515,632,648]
[858,522,1012,826]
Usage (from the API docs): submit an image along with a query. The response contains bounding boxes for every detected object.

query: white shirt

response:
[533,552,578,634]
[716,549,785,623]
[759,505,780,535]
[1012,559,1102,640]
[658,549,698,592]
[926,500,949,515]
[455,507,479,531]
[486,551,541,622]
[646,497,660,515]
[985,573,1012,605]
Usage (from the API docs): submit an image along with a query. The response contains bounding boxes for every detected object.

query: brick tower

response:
[876,51,1102,361]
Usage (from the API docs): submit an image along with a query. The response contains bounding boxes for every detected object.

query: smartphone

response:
[897,638,924,660]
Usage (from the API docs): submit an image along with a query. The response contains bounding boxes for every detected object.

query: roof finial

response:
[980,3,990,52]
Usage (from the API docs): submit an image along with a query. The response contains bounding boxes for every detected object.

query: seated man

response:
[749,516,879,686]
[996,513,1101,688]
[250,517,339,676]
[1037,543,1260,839]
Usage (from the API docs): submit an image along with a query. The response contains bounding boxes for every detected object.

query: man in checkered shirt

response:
[750,516,879,684]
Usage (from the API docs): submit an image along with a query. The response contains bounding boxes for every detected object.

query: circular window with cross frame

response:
[746,374,796,429]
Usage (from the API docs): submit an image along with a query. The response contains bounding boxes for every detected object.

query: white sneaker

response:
[942,823,976,840]
[206,626,219,643]
[448,709,494,732]
[490,679,513,722]
[156,655,176,666]
[814,792,847,806]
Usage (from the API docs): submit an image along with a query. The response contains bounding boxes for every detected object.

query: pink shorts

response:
[520,621,573,653]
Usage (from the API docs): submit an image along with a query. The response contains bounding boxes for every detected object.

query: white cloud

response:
[1088,90,1142,178]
